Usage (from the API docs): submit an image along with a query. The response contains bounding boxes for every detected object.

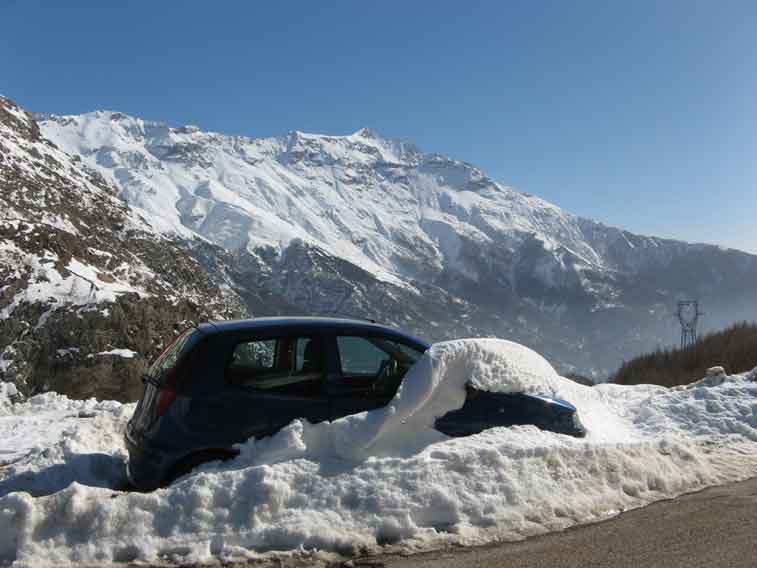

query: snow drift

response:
[1,339,756,567]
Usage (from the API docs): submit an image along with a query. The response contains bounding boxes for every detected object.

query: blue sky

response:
[2,1,755,253]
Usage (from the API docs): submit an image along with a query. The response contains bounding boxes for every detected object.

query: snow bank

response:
[0,390,130,481]
[1,339,756,567]
[0,383,19,412]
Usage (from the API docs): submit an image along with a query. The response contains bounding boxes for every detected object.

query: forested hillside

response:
[613,322,757,386]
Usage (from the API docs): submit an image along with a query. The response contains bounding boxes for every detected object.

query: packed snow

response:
[1,339,756,567]
[96,349,137,359]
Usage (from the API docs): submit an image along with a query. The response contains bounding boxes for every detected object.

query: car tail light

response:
[152,330,193,418]
[155,389,176,418]
[155,363,184,418]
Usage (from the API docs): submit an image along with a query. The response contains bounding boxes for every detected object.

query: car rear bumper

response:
[124,424,169,491]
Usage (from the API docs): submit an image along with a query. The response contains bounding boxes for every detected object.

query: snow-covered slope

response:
[0,96,242,400]
[37,110,757,377]
[40,113,600,285]
[1,340,756,566]
[39,110,753,290]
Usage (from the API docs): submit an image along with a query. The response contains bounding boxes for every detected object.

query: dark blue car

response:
[125,317,585,490]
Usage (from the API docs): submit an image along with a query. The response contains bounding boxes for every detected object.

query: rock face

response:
[0,96,242,401]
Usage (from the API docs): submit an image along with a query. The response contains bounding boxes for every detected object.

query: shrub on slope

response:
[613,321,757,387]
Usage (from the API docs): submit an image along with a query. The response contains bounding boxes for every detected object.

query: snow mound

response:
[304,339,564,460]
[0,382,18,399]
[0,391,130,483]
[1,339,757,567]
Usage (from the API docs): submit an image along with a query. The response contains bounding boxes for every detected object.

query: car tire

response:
[162,449,238,486]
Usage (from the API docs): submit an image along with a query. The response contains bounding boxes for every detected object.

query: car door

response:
[184,335,272,444]
[196,334,330,442]
[327,334,424,420]
[260,335,331,432]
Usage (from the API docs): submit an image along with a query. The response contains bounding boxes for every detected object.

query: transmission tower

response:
[677,300,703,349]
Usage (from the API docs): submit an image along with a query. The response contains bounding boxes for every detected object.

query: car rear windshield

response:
[147,328,198,378]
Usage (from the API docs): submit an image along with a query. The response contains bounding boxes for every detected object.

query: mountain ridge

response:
[1,96,754,390]
[35,109,754,256]
[35,106,757,376]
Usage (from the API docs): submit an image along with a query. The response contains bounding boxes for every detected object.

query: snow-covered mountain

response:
[38,112,628,288]
[2,95,755,392]
[0,96,241,400]
[32,109,757,378]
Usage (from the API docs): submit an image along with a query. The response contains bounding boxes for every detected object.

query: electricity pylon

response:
[677,300,702,349]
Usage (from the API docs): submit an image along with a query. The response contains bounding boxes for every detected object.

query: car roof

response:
[197,317,431,349]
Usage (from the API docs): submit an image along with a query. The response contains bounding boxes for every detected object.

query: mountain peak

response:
[352,127,377,139]
[175,124,200,134]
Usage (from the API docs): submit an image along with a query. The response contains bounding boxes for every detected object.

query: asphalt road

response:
[363,477,757,568]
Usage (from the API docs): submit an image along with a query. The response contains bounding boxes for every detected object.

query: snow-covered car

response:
[125,318,585,489]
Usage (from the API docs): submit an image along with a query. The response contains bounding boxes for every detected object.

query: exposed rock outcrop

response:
[0,96,243,401]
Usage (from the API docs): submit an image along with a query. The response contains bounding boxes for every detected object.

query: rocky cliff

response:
[0,96,242,400]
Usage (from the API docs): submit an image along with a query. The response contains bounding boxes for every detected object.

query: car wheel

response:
[162,449,238,486]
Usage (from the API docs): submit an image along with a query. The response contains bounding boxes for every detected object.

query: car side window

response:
[228,336,325,391]
[231,339,276,371]
[294,337,324,374]
[336,336,388,377]
[335,335,424,384]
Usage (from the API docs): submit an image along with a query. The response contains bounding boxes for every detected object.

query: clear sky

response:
[2,0,755,253]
